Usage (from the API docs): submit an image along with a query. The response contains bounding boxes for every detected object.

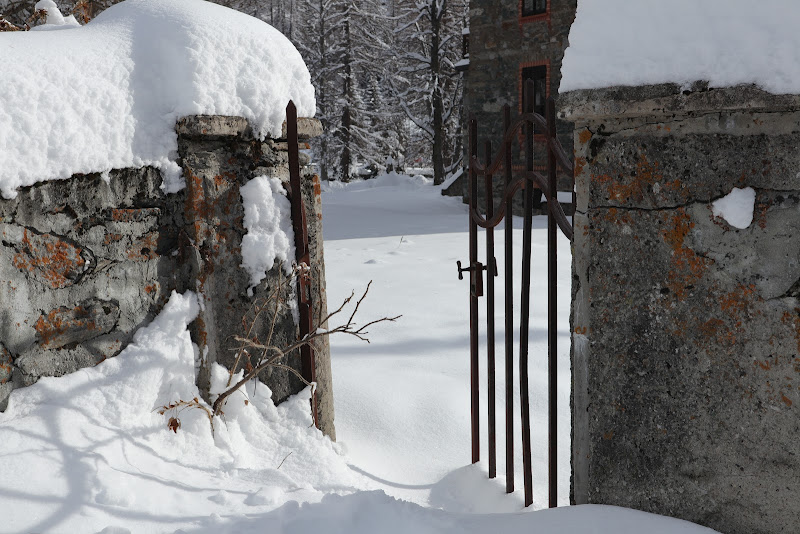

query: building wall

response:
[563,83,800,534]
[461,0,576,207]
[0,115,335,438]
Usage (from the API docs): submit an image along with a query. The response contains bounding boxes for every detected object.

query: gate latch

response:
[457,260,486,297]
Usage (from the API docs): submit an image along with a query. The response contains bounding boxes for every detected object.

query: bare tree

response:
[212,278,399,417]
[392,0,465,184]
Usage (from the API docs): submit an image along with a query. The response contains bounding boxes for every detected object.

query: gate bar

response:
[287,100,318,428]
[502,105,515,494]
[468,119,480,465]
[519,80,535,508]
[546,98,558,508]
[484,140,496,479]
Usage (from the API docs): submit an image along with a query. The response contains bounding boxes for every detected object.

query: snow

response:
[711,187,756,229]
[0,0,315,199]
[32,0,80,28]
[321,172,572,508]
[0,291,366,533]
[240,176,296,296]
[0,174,720,532]
[560,0,800,93]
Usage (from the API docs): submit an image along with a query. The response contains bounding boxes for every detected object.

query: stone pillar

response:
[0,114,335,439]
[177,115,335,438]
[563,83,800,534]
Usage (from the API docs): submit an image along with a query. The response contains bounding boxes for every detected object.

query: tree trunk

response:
[430,1,446,185]
[339,18,352,181]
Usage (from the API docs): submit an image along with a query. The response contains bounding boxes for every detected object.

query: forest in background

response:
[1,0,467,184]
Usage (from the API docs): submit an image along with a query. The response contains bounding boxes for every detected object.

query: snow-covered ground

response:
[321,173,572,510]
[0,173,720,533]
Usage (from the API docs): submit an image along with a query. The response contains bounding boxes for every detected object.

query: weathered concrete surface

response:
[0,168,184,409]
[0,115,335,438]
[565,84,800,534]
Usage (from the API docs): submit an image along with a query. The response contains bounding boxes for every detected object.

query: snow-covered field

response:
[0,174,719,533]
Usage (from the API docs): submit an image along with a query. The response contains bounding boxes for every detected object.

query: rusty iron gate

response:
[460,84,574,508]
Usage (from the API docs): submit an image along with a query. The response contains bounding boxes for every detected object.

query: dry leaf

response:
[168,416,181,433]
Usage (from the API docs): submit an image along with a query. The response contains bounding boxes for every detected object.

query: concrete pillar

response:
[563,83,800,534]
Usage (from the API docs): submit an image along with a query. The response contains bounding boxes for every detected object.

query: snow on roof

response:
[0,0,315,199]
[560,0,800,94]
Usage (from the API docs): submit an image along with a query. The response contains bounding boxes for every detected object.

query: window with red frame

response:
[521,65,547,118]
[522,0,547,17]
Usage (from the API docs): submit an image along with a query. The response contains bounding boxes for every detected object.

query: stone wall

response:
[461,0,576,210]
[0,115,335,438]
[563,83,800,534]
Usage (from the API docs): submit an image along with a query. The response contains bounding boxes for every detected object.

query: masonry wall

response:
[563,83,800,534]
[0,115,335,438]
[461,0,576,208]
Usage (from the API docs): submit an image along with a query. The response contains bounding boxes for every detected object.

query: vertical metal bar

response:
[519,80,535,508]
[484,140,496,479]
[469,119,480,465]
[546,98,558,508]
[287,101,318,428]
[502,104,515,494]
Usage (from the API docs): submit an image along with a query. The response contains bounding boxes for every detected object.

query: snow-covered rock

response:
[0,0,315,199]
[561,0,800,93]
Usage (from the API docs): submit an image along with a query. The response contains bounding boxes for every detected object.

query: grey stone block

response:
[569,82,800,533]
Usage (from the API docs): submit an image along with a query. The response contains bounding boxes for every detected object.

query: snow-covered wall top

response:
[0,0,315,199]
[560,0,800,94]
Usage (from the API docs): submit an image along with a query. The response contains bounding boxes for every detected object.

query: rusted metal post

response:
[519,80,535,507]
[546,98,558,508]
[469,119,480,465]
[502,104,515,494]
[484,140,496,479]
[286,101,318,428]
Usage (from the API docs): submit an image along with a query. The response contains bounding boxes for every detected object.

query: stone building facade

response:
[0,115,336,438]
[563,83,800,534]
[455,0,577,207]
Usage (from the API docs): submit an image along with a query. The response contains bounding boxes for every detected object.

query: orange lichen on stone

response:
[781,393,793,407]
[194,316,208,349]
[111,208,159,223]
[659,210,710,300]
[720,284,756,316]
[598,154,682,205]
[213,172,236,190]
[34,306,94,348]
[127,232,159,261]
[601,207,635,226]
[104,233,123,245]
[12,229,85,289]
[0,346,12,384]
[574,156,587,177]
[578,129,592,144]
[144,283,158,295]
